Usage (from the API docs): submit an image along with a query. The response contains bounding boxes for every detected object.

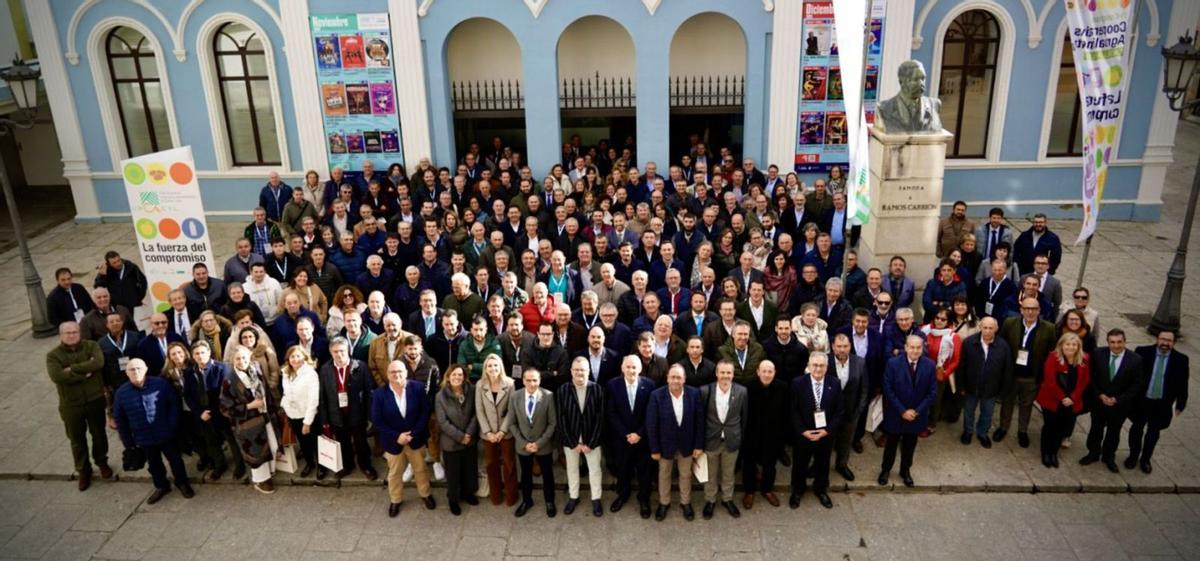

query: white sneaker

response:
[402,464,413,483]
[433,462,446,481]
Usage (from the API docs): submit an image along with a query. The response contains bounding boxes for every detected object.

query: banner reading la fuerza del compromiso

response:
[121,146,215,314]
[1064,0,1135,244]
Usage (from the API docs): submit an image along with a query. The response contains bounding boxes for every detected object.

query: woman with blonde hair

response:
[475,354,518,506]
[1035,332,1091,468]
[436,363,480,515]
[279,345,320,477]
[792,302,830,353]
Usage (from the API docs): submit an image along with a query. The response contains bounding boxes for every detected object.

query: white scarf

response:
[921,325,956,367]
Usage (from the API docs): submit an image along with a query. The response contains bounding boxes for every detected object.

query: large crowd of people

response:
[44,136,1189,520]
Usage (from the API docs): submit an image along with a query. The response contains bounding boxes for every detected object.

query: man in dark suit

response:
[318,338,377,480]
[135,313,186,377]
[675,292,718,340]
[779,192,814,239]
[606,356,656,518]
[699,361,748,519]
[1012,214,1062,275]
[879,336,937,487]
[646,364,705,522]
[761,317,810,383]
[371,360,436,517]
[790,353,842,509]
[1127,330,1189,474]
[702,299,740,362]
[185,341,242,481]
[1082,329,1145,473]
[975,259,1017,319]
[882,256,916,309]
[726,252,765,296]
[556,358,606,516]
[996,298,1057,448]
[816,278,854,334]
[956,318,1012,448]
[836,309,884,452]
[47,268,95,328]
[507,368,558,518]
[576,326,621,386]
[677,337,717,387]
[736,280,778,341]
[820,193,861,251]
[829,334,867,482]
[406,290,442,343]
[742,360,789,509]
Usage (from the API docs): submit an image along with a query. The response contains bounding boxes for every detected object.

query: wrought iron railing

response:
[669,75,744,107]
[450,80,524,112]
[559,71,636,110]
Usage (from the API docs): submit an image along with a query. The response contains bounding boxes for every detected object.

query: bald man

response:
[113,358,194,504]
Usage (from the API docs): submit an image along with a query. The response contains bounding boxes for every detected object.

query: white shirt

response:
[812,377,825,408]
[393,385,407,417]
[835,358,850,388]
[281,365,320,425]
[715,385,731,423]
[625,378,638,410]
[588,351,603,381]
[245,276,283,324]
[670,391,685,426]
[852,330,869,358]
[525,390,539,420]
[749,301,764,327]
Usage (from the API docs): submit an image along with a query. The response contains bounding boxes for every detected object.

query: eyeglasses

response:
[1074,295,1088,300]
[151,320,167,325]
[876,301,892,306]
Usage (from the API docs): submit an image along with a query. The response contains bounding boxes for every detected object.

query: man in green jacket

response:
[458,316,501,381]
[995,297,1058,448]
[46,321,111,491]
[718,320,767,386]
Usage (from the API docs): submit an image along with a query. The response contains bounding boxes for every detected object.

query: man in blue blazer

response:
[1127,330,1189,474]
[882,256,916,309]
[371,360,437,517]
[975,259,1017,319]
[789,353,843,509]
[605,356,656,518]
[879,335,937,488]
[646,365,705,522]
[184,341,242,481]
[135,313,186,377]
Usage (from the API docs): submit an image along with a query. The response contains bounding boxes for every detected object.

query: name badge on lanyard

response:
[814,410,827,429]
[1016,350,1029,366]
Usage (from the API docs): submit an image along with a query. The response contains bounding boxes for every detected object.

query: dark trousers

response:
[198,419,241,472]
[1040,408,1076,458]
[834,421,858,469]
[791,437,833,496]
[1127,403,1167,463]
[518,453,556,505]
[853,385,880,444]
[144,440,189,491]
[741,444,780,494]
[880,432,918,475]
[443,444,479,503]
[59,398,109,474]
[288,417,318,468]
[613,440,653,504]
[1085,405,1126,461]
[332,424,371,472]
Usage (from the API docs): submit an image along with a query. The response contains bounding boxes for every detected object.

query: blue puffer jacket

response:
[113,376,179,448]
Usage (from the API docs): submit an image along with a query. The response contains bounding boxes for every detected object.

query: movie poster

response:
[793,0,886,173]
[310,13,404,173]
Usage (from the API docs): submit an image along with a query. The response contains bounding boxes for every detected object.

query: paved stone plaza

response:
[0,122,1196,559]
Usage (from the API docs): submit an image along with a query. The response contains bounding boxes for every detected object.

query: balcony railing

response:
[451,79,524,113]
[669,75,744,108]
[559,71,636,110]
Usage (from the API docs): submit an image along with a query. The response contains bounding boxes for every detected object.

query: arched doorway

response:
[669,13,746,163]
[445,18,525,159]
[556,16,636,170]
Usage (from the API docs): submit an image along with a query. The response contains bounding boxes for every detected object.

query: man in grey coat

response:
[507,368,558,518]
[829,334,868,482]
[700,360,748,519]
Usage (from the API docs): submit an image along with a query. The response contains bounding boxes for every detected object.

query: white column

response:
[878,0,914,101]
[22,0,99,222]
[1136,0,1200,209]
[765,0,804,169]
[280,1,329,175]
[389,0,433,165]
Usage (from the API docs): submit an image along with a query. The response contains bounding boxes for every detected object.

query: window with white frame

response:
[1047,34,1083,158]
[212,22,281,166]
[937,10,1000,158]
[105,26,172,157]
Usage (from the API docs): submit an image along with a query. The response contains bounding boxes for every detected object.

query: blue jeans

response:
[962,395,995,437]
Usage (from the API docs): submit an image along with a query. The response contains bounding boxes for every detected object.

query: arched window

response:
[937,10,1000,158]
[1047,33,1083,157]
[213,22,281,166]
[105,26,172,157]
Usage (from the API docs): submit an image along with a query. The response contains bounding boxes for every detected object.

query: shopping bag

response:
[280,416,297,447]
[867,395,884,433]
[275,445,298,474]
[318,434,343,472]
[692,452,709,484]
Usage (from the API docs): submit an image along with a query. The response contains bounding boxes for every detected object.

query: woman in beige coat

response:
[475,354,517,506]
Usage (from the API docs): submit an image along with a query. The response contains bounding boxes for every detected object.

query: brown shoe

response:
[98,464,114,480]
[762,491,780,507]
[742,493,754,510]
[254,481,276,494]
[77,471,92,492]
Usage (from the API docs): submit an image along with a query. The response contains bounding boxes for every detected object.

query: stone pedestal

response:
[858,126,953,317]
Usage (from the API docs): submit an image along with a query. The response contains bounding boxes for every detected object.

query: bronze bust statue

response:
[876,60,943,134]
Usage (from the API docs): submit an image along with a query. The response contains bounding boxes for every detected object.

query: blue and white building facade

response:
[15,0,1198,222]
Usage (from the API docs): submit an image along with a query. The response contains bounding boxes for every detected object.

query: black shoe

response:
[835,465,856,482]
[1018,432,1030,448]
[147,487,170,505]
[546,503,556,518]
[1042,454,1052,468]
[1079,454,1100,466]
[877,472,889,486]
[1140,460,1152,474]
[179,484,195,499]
[1050,455,1059,468]
[960,432,972,445]
[514,502,533,518]
[681,504,695,521]
[816,493,833,509]
[300,463,315,478]
[1124,456,1138,470]
[464,496,479,506]
[789,494,801,509]
[564,498,579,515]
[316,467,328,481]
[592,500,603,517]
[979,436,992,449]
[388,502,401,517]
[723,501,741,518]
[232,464,246,480]
[610,495,627,513]
[703,501,715,520]
[852,441,864,454]
[1104,459,1119,474]
[207,466,226,482]
[992,428,1008,442]
[422,496,436,510]
[655,505,668,521]
[362,468,379,481]
[640,501,652,519]
[900,472,914,487]
[449,501,461,516]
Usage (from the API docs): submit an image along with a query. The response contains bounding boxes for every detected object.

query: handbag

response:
[122,447,146,471]
[867,394,884,432]
[280,413,297,447]
[318,434,343,472]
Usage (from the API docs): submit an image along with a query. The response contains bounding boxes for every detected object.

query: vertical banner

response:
[795,0,886,174]
[1064,0,1135,243]
[832,0,872,225]
[121,146,214,313]
[311,13,404,173]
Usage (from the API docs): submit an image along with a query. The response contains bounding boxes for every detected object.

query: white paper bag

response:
[868,395,884,433]
[692,452,709,483]
[318,435,343,473]
[275,445,298,474]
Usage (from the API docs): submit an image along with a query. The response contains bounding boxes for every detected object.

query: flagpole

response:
[842,0,875,286]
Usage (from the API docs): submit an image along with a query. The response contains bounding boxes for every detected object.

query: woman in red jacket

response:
[1036,332,1090,468]
[518,283,556,334]
[921,306,963,437]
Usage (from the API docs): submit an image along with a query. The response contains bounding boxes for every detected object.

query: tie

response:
[425,316,434,336]
[909,361,917,384]
[814,381,823,408]
[628,384,636,410]
[990,229,998,256]
[1148,355,1166,399]
[695,316,703,335]
[526,395,535,421]
[177,312,186,336]
[1109,354,1117,381]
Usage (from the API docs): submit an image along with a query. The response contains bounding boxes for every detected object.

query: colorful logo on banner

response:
[1064,0,1135,243]
[832,0,872,226]
[311,13,404,174]
[121,146,214,313]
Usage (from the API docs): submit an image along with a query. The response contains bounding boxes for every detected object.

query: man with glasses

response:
[869,294,896,336]
[1059,287,1100,335]
[1029,254,1063,310]
[996,297,1056,448]
[1127,330,1189,474]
